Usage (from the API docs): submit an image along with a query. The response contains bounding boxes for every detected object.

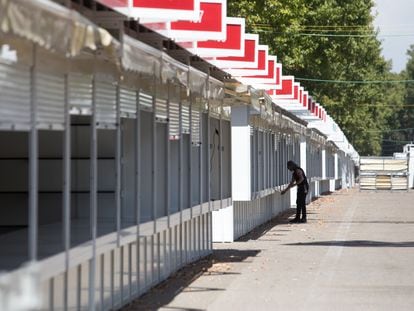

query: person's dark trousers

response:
[295,189,307,221]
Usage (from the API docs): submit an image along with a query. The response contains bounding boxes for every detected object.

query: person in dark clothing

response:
[281,161,309,223]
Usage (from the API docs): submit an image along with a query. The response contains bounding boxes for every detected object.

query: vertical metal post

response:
[143,237,147,290]
[110,250,114,308]
[270,133,274,188]
[166,82,171,273]
[188,93,193,260]
[116,85,121,246]
[219,101,223,206]
[63,71,71,311]
[135,89,141,294]
[29,44,38,262]
[252,129,256,193]
[120,246,124,304]
[152,72,159,284]
[166,83,171,223]
[100,254,104,310]
[265,131,268,189]
[256,130,259,191]
[77,265,81,310]
[152,75,157,232]
[89,60,98,311]
[206,97,211,211]
[267,131,270,189]
[49,278,54,311]
[198,101,203,256]
[178,85,184,263]
[128,243,132,300]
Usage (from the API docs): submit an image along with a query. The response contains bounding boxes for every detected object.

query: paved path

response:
[125,189,414,311]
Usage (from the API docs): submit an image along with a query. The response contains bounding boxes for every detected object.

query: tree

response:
[382,45,414,155]
[227,0,400,155]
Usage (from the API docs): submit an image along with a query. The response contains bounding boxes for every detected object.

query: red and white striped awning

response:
[209,34,259,69]
[145,0,226,41]
[224,45,268,76]
[186,17,245,57]
[237,56,280,87]
[97,0,201,21]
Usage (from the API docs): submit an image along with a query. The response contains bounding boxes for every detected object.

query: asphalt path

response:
[125,189,414,311]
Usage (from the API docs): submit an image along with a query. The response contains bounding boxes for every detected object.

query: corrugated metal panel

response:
[376,175,391,190]
[36,71,65,130]
[169,100,180,139]
[0,62,31,130]
[95,80,117,128]
[360,158,407,172]
[191,109,200,144]
[139,92,153,111]
[155,98,168,121]
[360,157,409,190]
[68,73,92,115]
[120,87,136,118]
[391,176,408,190]
[181,103,190,134]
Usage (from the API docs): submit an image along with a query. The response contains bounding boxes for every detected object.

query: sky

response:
[373,0,414,73]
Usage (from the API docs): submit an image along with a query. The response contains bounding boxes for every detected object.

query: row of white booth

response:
[0,0,357,310]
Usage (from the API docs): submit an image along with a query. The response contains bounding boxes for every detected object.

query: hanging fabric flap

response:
[122,35,161,79]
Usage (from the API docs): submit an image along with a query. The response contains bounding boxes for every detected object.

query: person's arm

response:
[281,175,296,195]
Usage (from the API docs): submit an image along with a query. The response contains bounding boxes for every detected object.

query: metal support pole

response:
[270,133,274,188]
[219,103,223,207]
[152,76,157,232]
[62,71,71,311]
[116,85,122,246]
[178,85,184,264]
[29,44,38,261]
[166,82,171,226]
[100,254,104,310]
[120,246,124,304]
[89,62,98,310]
[188,94,193,260]
[135,89,141,294]
[207,109,211,210]
[198,104,203,255]
[77,265,81,310]
[252,129,256,192]
[166,82,172,274]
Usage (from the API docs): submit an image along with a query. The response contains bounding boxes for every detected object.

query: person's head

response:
[287,160,297,171]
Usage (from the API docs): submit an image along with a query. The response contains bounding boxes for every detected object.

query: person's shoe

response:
[300,218,307,223]
[289,218,300,223]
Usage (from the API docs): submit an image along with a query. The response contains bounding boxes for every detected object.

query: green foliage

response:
[383,45,414,155]
[228,0,409,155]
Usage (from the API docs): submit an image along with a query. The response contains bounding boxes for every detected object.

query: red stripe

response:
[134,0,194,10]
[218,39,256,61]
[248,60,275,78]
[198,24,242,49]
[275,78,293,96]
[171,3,222,31]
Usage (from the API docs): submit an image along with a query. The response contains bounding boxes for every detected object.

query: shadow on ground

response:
[284,240,414,248]
[237,208,304,241]
[122,249,260,311]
